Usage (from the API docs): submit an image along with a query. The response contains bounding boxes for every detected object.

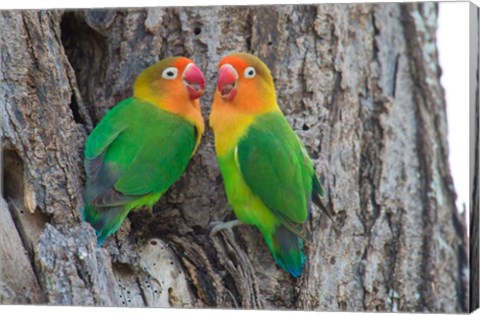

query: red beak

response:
[183,63,205,100]
[217,64,238,101]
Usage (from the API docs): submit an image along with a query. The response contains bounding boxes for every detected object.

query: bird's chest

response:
[210,106,254,156]
[217,151,275,229]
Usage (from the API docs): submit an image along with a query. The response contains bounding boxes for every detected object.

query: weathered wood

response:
[0,3,468,311]
[0,197,44,304]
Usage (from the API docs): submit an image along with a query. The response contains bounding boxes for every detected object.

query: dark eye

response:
[162,67,178,79]
[244,66,256,78]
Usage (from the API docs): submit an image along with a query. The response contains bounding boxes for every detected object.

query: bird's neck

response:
[209,95,279,157]
[134,87,205,152]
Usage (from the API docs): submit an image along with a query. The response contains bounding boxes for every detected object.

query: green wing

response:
[85,97,196,207]
[236,112,315,226]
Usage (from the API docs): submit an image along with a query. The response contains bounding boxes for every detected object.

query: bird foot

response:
[209,219,243,238]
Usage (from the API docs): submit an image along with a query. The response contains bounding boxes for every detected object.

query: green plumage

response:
[237,114,312,224]
[83,98,196,244]
[218,112,327,277]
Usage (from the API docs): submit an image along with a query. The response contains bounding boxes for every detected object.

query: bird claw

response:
[209,219,242,238]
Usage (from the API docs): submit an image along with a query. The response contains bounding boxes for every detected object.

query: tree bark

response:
[0,3,468,312]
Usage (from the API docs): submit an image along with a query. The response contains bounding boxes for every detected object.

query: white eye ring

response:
[162,67,178,79]
[244,66,256,78]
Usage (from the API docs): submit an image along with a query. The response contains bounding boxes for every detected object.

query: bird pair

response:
[83,52,332,278]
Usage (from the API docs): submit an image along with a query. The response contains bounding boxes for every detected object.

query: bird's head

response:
[214,53,276,112]
[134,56,205,103]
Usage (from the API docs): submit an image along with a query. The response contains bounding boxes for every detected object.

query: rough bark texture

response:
[0,3,468,312]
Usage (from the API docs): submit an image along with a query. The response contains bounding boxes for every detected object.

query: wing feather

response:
[237,112,313,226]
[85,98,196,208]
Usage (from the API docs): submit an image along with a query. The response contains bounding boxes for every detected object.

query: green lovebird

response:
[83,57,205,244]
[209,53,334,277]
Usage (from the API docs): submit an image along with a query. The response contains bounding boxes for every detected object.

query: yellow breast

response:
[209,102,254,157]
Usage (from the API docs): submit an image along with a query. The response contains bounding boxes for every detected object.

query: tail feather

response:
[266,225,306,277]
[83,203,129,244]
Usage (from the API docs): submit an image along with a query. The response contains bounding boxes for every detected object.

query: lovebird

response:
[209,53,334,277]
[83,57,205,244]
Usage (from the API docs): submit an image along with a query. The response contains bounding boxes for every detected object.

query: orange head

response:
[134,56,205,104]
[214,53,277,113]
[133,56,205,148]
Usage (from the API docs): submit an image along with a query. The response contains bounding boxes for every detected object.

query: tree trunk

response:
[0,3,469,312]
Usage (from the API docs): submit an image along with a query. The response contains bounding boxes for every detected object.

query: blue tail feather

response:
[83,203,127,245]
[268,225,306,277]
